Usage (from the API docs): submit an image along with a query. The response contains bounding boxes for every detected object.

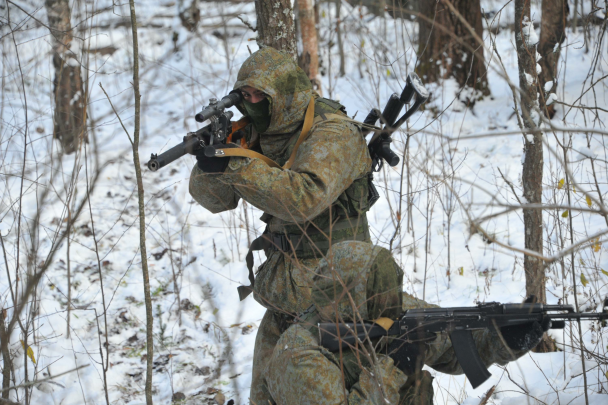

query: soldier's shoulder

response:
[314,97,347,117]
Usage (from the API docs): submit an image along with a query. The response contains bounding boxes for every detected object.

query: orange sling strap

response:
[218,96,316,170]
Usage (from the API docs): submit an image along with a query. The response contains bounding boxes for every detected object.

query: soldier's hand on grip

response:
[195,144,236,173]
[387,337,428,376]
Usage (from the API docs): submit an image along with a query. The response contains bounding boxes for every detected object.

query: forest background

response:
[1,0,608,404]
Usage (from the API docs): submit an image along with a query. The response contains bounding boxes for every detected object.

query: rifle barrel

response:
[147,136,199,172]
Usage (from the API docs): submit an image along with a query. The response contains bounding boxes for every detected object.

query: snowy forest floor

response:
[1,0,608,404]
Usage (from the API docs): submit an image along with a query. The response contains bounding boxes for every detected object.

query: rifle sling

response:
[219,99,381,170]
[220,96,316,170]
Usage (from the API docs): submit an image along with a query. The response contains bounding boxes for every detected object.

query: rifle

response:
[147,92,247,172]
[364,72,429,172]
[318,300,608,388]
[148,75,429,173]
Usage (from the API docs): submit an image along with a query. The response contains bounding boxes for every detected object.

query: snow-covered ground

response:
[1,0,607,403]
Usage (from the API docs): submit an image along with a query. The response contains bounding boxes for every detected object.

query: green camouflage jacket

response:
[189,47,372,314]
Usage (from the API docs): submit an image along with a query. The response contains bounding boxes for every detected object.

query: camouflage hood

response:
[233,47,313,135]
[312,241,404,321]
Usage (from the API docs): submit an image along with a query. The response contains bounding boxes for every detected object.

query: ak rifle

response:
[318,300,608,388]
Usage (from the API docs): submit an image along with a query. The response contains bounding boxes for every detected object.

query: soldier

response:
[265,241,549,404]
[189,47,548,404]
[189,47,373,403]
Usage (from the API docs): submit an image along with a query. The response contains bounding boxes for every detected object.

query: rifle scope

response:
[195,92,242,123]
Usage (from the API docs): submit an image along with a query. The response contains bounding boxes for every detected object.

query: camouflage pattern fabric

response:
[188,48,372,404]
[266,324,407,405]
[233,47,313,135]
[311,241,404,322]
[262,241,529,404]
[263,241,413,404]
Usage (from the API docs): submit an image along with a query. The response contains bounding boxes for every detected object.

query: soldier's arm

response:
[219,119,371,223]
[188,166,240,213]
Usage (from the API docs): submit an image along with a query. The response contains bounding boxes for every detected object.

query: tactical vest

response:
[238,96,374,300]
[276,97,372,257]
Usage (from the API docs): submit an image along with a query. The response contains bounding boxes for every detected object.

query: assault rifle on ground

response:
[147,92,248,171]
[318,300,608,388]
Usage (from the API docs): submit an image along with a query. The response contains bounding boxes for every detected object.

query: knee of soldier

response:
[266,324,319,372]
[265,324,337,402]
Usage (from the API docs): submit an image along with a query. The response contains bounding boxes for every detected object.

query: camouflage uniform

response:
[189,48,373,403]
[265,241,530,405]
[265,241,408,404]
[189,49,526,404]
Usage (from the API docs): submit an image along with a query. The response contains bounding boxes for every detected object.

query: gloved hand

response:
[195,143,237,173]
[500,316,550,351]
[387,337,428,376]
[499,295,551,351]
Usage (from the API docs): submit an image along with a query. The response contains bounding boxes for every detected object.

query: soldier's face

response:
[240,86,267,104]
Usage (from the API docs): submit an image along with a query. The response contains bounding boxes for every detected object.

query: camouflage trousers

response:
[250,317,434,405]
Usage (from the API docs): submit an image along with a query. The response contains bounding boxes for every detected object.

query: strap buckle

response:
[269,233,289,252]
[265,232,304,253]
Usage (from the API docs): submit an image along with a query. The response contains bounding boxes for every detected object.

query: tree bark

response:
[45,0,86,154]
[416,0,489,99]
[255,0,297,59]
[538,0,568,117]
[0,310,11,401]
[514,0,555,353]
[297,0,321,91]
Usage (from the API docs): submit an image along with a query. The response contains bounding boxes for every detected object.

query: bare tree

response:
[514,0,555,352]
[417,0,489,100]
[538,0,568,117]
[297,0,321,91]
[255,0,297,58]
[45,0,86,154]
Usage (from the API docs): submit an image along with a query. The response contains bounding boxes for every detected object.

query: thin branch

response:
[98,83,133,145]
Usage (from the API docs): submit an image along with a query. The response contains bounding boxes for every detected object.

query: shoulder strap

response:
[311,112,380,132]
[219,97,316,170]
[219,98,380,168]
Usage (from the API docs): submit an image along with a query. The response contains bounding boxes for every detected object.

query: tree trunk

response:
[178,0,201,32]
[45,0,86,154]
[514,0,555,353]
[297,0,321,91]
[538,0,568,117]
[255,0,297,59]
[416,0,489,100]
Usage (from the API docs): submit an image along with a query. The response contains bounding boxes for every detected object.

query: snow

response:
[546,92,557,105]
[522,17,539,46]
[0,1,607,404]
